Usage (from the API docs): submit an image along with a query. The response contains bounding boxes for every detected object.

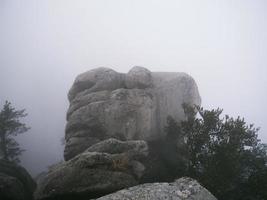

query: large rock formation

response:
[96,177,217,200]
[0,159,36,200]
[35,67,212,200]
[65,67,201,160]
[35,139,148,200]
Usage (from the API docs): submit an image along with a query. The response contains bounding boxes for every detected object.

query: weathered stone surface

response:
[0,159,36,200]
[64,134,101,161]
[65,88,156,160]
[65,67,201,160]
[125,66,152,89]
[68,67,125,102]
[0,173,25,200]
[96,177,217,200]
[35,139,148,200]
[152,72,201,136]
[86,138,148,157]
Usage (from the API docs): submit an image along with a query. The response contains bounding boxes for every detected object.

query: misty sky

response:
[0,0,267,176]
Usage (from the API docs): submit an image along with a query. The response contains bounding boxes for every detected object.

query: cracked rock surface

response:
[34,139,148,200]
[65,66,201,160]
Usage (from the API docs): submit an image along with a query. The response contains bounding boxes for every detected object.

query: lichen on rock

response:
[96,177,217,200]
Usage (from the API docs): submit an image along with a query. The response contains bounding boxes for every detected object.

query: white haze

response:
[0,0,266,176]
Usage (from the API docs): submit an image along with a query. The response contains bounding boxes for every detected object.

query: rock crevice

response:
[64,66,201,160]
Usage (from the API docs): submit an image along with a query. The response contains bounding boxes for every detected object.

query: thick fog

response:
[0,0,266,176]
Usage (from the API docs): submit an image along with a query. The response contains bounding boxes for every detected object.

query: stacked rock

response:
[64,66,201,160]
[35,67,206,200]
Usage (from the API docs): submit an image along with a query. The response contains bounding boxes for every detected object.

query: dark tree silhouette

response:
[164,104,267,200]
[0,101,30,163]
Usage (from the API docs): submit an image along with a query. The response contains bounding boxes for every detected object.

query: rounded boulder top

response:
[64,66,201,160]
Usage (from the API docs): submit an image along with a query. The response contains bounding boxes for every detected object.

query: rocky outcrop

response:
[34,67,211,200]
[96,177,217,200]
[65,66,201,160]
[35,139,148,200]
[0,159,36,200]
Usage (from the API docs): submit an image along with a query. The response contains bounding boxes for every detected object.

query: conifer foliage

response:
[0,101,29,163]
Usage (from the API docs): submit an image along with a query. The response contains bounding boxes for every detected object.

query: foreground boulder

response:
[96,177,217,200]
[65,66,201,160]
[0,159,36,200]
[35,139,148,200]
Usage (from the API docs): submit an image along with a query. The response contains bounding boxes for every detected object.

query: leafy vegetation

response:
[163,103,267,200]
[0,101,30,163]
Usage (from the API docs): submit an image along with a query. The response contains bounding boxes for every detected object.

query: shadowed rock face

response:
[96,177,217,200]
[0,159,36,200]
[34,139,148,200]
[64,66,201,161]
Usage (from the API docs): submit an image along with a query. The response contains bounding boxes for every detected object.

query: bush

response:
[164,104,267,200]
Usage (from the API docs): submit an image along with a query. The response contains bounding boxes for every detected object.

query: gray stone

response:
[0,159,36,200]
[64,135,101,161]
[35,139,148,200]
[0,173,25,200]
[152,72,201,135]
[65,67,201,160]
[68,67,125,102]
[96,177,217,200]
[86,138,148,157]
[65,88,156,160]
[126,66,152,89]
